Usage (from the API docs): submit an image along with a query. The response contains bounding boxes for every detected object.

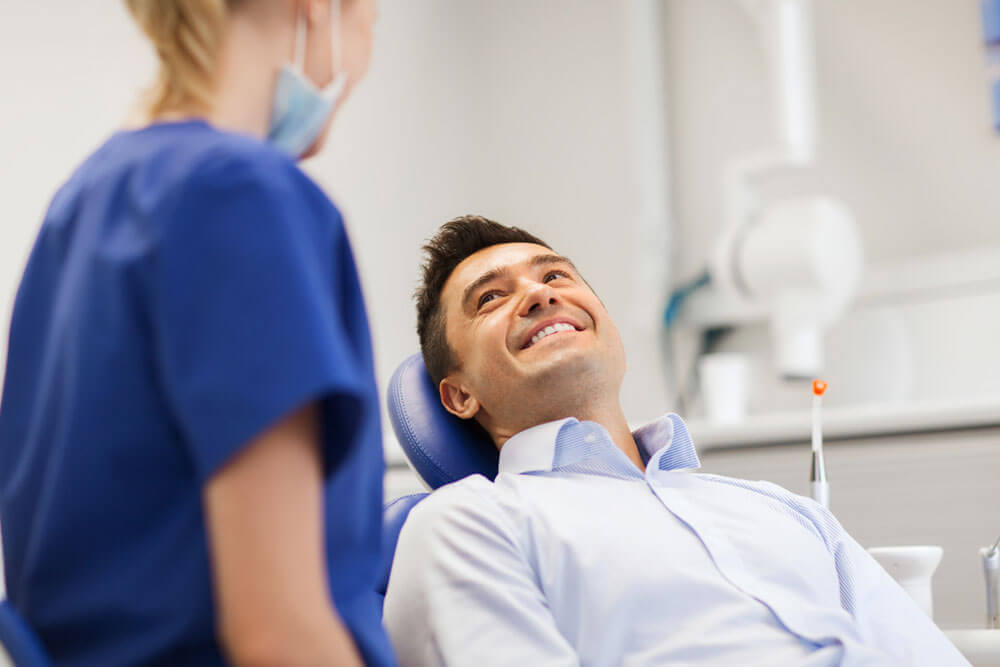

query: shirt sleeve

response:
[796,497,970,665]
[383,477,579,667]
[152,150,368,483]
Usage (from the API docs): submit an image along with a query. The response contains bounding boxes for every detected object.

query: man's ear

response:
[439,376,480,420]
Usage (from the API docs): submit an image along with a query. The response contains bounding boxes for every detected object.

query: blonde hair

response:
[125,0,241,117]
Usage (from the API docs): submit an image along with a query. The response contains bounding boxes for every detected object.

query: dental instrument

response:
[810,379,829,508]
[983,536,1000,629]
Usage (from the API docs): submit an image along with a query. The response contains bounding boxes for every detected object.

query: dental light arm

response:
[680,0,863,379]
[712,196,863,378]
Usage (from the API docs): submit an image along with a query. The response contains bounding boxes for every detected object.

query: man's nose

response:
[518,281,560,317]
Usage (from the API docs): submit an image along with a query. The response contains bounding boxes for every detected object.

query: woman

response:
[0,0,392,664]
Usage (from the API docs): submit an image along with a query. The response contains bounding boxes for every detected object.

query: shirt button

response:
[584,433,597,444]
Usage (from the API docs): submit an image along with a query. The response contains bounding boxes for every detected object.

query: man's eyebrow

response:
[461,266,510,311]
[530,253,577,271]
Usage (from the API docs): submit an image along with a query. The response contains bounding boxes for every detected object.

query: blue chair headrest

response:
[387,354,498,489]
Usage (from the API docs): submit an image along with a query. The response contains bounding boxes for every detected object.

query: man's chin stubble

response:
[520,355,613,411]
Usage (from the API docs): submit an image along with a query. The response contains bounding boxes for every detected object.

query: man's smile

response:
[519,318,585,350]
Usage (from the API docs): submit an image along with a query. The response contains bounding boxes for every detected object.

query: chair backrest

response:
[385,354,498,489]
[0,601,51,667]
[377,354,500,614]
[374,493,427,602]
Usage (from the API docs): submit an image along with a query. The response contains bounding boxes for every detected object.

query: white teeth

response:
[528,322,577,347]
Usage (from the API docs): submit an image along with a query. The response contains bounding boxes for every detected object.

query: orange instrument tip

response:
[812,379,828,396]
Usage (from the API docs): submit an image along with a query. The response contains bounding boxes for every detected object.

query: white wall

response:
[0,2,675,460]
[665,0,1000,281]
[0,3,153,396]
[664,0,1000,415]
[315,0,675,438]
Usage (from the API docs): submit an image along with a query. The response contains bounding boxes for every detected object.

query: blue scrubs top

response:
[0,120,395,666]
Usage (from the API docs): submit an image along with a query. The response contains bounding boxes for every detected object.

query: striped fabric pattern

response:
[500,414,965,665]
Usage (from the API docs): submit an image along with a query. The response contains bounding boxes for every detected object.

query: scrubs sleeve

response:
[153,151,367,483]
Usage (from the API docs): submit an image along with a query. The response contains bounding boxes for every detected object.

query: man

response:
[383,216,967,666]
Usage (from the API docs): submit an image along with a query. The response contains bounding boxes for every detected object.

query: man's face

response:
[438,243,626,430]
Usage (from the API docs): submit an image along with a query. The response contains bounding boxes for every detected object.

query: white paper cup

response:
[867,545,943,619]
[698,353,749,424]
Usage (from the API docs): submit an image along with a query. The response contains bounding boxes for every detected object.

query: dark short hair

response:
[416,215,551,387]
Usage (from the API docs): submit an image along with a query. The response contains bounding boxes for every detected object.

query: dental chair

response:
[376,353,499,610]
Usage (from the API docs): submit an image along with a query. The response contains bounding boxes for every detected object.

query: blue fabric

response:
[0,601,51,667]
[984,2,1000,131]
[0,120,394,666]
[983,0,1000,44]
[992,78,1000,132]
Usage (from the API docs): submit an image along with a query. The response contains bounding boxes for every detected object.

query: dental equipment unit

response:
[669,0,863,380]
[810,379,829,508]
[984,536,1000,629]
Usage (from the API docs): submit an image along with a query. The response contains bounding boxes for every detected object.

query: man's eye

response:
[544,271,570,283]
[477,292,499,309]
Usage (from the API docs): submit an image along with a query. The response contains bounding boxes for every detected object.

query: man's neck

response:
[575,404,644,470]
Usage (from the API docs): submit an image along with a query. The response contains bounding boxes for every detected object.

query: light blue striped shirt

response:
[384,414,968,666]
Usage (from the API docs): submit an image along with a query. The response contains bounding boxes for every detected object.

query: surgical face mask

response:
[267,2,349,159]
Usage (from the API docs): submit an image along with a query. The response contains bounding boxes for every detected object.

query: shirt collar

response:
[497,413,701,476]
[497,418,574,476]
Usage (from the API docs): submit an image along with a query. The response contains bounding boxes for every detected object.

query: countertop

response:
[686,396,1000,451]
